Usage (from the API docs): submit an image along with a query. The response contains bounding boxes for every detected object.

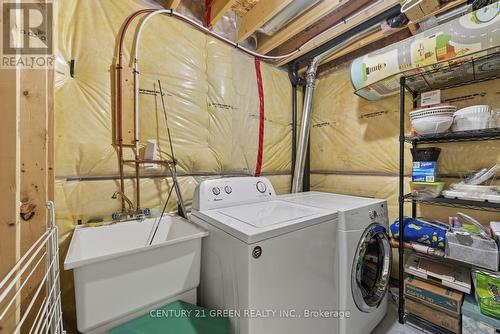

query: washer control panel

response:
[192,177,276,211]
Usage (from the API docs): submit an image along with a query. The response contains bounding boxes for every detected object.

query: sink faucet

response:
[111,191,134,211]
[111,191,150,221]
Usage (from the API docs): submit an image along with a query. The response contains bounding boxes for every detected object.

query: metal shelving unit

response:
[403,194,500,212]
[397,49,500,326]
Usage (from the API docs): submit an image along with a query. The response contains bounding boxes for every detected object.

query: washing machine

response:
[279,191,392,334]
[191,177,339,334]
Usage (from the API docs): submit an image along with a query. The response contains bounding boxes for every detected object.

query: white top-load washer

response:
[279,192,392,334]
[191,177,339,334]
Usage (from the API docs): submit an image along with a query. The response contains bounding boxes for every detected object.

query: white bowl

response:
[411,116,453,135]
[454,105,490,116]
[410,111,455,120]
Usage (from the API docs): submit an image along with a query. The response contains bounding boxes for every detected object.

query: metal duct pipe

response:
[291,24,379,193]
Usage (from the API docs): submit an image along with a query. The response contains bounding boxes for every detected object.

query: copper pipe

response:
[114,8,302,214]
[116,9,154,211]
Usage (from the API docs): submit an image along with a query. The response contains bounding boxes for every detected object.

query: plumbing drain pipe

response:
[291,24,379,193]
[288,63,306,191]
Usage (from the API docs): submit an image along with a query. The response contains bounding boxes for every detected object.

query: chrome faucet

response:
[111,191,150,222]
[111,191,134,211]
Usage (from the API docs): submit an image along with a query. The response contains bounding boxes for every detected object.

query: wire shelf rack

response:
[404,128,500,144]
[404,194,500,212]
[0,202,65,334]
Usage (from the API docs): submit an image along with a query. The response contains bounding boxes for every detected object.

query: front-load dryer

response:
[279,192,392,334]
[191,178,339,334]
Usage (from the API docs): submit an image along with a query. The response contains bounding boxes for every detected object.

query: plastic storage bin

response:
[452,105,491,131]
[410,181,445,199]
[473,271,500,319]
[445,232,499,271]
[109,301,230,334]
[462,293,500,334]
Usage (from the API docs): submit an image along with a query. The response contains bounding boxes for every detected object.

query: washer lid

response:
[279,192,384,212]
[192,200,337,244]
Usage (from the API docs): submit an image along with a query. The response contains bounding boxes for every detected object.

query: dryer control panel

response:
[192,177,276,211]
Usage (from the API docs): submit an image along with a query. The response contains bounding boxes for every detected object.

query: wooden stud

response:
[208,0,238,27]
[19,67,50,332]
[0,68,21,334]
[275,0,400,66]
[268,0,371,55]
[256,0,342,54]
[236,0,293,43]
[156,0,182,9]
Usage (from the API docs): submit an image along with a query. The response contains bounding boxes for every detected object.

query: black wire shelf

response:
[403,47,500,94]
[404,194,500,212]
[404,128,500,144]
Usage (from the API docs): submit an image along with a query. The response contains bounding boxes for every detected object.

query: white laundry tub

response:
[64,215,208,334]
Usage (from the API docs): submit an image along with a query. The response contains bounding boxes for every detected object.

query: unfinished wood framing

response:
[0,68,21,334]
[236,0,292,43]
[208,0,239,27]
[19,66,52,332]
[270,0,372,55]
[256,0,343,54]
[156,0,182,9]
[275,0,400,66]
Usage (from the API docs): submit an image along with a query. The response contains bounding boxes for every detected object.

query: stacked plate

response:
[410,104,457,135]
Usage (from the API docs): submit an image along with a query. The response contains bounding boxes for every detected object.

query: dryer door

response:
[351,223,392,313]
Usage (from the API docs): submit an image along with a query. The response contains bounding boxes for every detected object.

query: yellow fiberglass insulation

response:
[55,1,294,330]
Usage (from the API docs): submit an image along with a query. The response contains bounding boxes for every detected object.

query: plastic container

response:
[411,147,441,161]
[446,232,499,271]
[410,181,445,199]
[462,293,500,334]
[452,105,491,131]
[473,271,500,319]
[490,108,500,128]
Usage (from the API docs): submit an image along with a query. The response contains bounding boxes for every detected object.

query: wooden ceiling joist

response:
[270,0,372,55]
[257,0,344,54]
[209,0,239,27]
[236,0,293,43]
[275,0,400,66]
[156,0,182,9]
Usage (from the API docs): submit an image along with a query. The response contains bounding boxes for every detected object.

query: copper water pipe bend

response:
[115,8,302,212]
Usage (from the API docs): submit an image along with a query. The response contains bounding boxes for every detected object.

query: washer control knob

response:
[212,187,221,196]
[224,186,232,194]
[369,210,378,220]
[256,181,267,193]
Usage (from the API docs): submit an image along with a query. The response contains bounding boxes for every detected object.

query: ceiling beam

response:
[275,0,400,66]
[256,0,344,54]
[236,0,293,43]
[269,0,371,55]
[156,0,182,9]
[209,0,238,27]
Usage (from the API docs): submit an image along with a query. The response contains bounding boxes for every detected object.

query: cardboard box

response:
[402,0,440,22]
[404,276,463,316]
[406,297,460,334]
[412,161,440,182]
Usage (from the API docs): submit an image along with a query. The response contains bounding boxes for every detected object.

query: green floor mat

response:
[109,301,230,334]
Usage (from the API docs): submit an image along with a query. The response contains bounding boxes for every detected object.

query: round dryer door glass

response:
[351,223,392,313]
